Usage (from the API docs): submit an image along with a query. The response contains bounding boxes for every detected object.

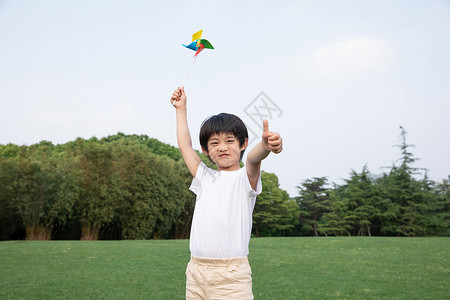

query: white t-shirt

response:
[189,162,262,258]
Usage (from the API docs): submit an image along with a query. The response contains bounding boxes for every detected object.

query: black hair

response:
[200,113,248,161]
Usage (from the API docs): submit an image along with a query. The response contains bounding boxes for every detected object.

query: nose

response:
[219,142,227,151]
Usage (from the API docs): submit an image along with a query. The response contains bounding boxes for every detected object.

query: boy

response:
[170,87,283,300]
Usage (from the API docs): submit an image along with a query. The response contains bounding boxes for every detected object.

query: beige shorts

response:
[186,255,253,300]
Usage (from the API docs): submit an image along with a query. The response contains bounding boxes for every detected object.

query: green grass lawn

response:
[0,237,449,299]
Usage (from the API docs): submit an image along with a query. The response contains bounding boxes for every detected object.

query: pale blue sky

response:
[1,0,449,196]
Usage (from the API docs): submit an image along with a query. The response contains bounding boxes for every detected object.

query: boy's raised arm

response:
[170,87,201,177]
[246,120,283,190]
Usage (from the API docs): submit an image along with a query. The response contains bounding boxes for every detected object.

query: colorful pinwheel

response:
[174,30,214,93]
[182,30,214,57]
[172,30,215,104]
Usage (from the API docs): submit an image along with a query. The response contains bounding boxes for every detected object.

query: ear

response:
[240,138,248,151]
[201,146,209,155]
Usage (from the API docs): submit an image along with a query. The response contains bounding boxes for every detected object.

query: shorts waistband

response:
[190,255,249,266]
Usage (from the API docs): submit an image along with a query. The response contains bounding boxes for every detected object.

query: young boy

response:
[170,87,283,300]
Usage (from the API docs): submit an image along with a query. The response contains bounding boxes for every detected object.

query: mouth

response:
[219,154,229,158]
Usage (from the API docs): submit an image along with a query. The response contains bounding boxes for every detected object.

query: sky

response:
[1,0,449,197]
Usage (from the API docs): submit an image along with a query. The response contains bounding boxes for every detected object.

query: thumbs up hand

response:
[262,119,283,154]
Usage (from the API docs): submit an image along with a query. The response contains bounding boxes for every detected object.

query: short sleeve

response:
[189,162,206,195]
[249,170,262,197]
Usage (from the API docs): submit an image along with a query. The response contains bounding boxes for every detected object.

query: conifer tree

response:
[342,166,381,236]
[380,126,428,236]
[432,177,450,235]
[296,177,329,236]
[319,189,352,236]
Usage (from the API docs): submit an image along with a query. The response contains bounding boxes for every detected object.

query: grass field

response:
[0,237,449,299]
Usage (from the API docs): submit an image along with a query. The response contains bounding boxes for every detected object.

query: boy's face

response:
[202,132,248,171]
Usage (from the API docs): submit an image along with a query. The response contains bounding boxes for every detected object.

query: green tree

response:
[423,175,449,236]
[39,144,78,239]
[319,189,352,236]
[112,137,188,240]
[253,172,299,237]
[113,141,158,239]
[0,142,79,240]
[0,143,20,158]
[296,177,329,236]
[342,166,381,236]
[171,159,196,239]
[379,126,429,236]
[0,156,21,239]
[102,133,182,161]
[146,154,183,239]
[433,177,450,235]
[73,139,121,240]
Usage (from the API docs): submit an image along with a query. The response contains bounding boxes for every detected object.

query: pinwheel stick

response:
[172,55,198,105]
[182,55,198,87]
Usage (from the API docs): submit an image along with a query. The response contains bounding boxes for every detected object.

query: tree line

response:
[0,128,448,240]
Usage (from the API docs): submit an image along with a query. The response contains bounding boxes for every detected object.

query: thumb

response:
[263,119,270,136]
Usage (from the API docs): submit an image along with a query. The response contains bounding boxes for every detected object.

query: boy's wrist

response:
[175,105,187,113]
[262,140,271,153]
[248,141,270,164]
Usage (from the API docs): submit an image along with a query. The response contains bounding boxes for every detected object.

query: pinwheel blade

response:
[182,42,198,51]
[194,44,205,57]
[192,30,203,42]
[200,39,214,49]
